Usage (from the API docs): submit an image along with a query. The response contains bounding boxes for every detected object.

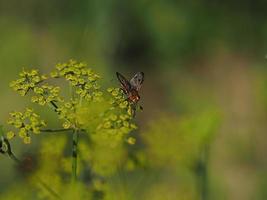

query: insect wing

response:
[130,72,144,91]
[116,72,131,93]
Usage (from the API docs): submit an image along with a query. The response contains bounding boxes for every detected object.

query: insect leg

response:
[131,103,137,117]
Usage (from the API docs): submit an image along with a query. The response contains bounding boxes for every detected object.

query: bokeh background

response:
[1,1,267,199]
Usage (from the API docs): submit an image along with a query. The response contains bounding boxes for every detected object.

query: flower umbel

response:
[10,69,47,96]
[7,108,46,144]
[52,60,102,102]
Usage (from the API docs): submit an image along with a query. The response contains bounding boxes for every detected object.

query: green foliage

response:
[142,111,220,169]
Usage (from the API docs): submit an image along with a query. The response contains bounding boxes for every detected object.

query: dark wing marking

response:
[130,72,144,91]
[116,72,131,93]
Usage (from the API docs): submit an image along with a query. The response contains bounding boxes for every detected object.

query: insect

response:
[116,72,144,115]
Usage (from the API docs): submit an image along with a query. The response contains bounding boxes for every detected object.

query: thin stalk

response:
[50,100,59,110]
[72,129,79,182]
[5,141,20,164]
[46,99,59,113]
[70,82,79,183]
[197,144,210,200]
[41,128,73,133]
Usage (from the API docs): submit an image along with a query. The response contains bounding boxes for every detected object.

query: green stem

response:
[50,100,59,110]
[41,128,72,133]
[197,144,209,200]
[47,101,59,114]
[72,129,79,182]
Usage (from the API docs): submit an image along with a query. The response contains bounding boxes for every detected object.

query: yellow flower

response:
[103,121,111,129]
[18,128,27,138]
[23,137,31,144]
[6,131,15,140]
[127,137,136,145]
[63,121,71,129]
[50,71,58,78]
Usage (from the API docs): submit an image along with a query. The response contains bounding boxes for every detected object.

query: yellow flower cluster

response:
[93,87,137,146]
[31,84,63,106]
[56,98,79,129]
[7,108,46,144]
[9,68,63,106]
[52,60,102,101]
[107,87,132,115]
[10,69,47,96]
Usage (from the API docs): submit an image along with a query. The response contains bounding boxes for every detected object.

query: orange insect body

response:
[128,90,140,103]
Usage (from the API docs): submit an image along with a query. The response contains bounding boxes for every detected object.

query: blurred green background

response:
[1,0,267,199]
